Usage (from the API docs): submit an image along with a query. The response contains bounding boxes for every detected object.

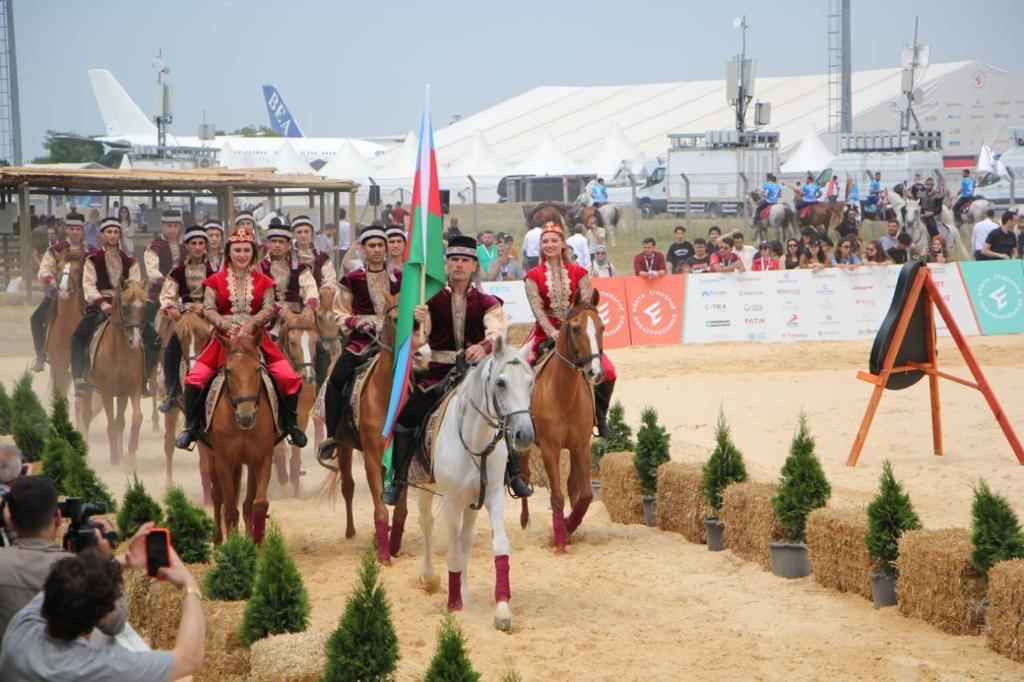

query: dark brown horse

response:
[794,187,844,233]
[521,288,605,553]
[161,310,212,499]
[522,202,570,229]
[321,302,410,565]
[46,249,85,397]
[208,332,276,544]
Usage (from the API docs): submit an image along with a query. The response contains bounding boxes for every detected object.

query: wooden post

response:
[347,189,357,233]
[18,183,31,301]
[319,191,326,230]
[225,186,235,227]
[924,294,943,456]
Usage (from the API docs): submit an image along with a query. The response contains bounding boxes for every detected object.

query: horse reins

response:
[279,322,317,372]
[552,303,602,374]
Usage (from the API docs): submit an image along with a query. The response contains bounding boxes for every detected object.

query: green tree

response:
[970,479,1024,574]
[590,401,635,472]
[60,437,115,509]
[632,406,670,495]
[702,406,748,515]
[40,434,71,492]
[322,544,399,681]
[36,130,105,164]
[239,523,310,646]
[11,371,49,461]
[117,475,163,538]
[205,531,258,601]
[0,381,12,434]
[771,413,831,543]
[164,485,214,564]
[49,393,87,459]
[865,460,921,575]
[423,615,480,682]
[227,124,282,138]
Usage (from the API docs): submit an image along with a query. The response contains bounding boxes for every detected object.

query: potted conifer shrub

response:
[117,475,163,539]
[770,413,831,578]
[864,460,921,608]
[164,485,214,564]
[590,401,634,500]
[239,523,310,646]
[702,406,748,551]
[424,614,481,682]
[633,406,670,527]
[971,480,1024,576]
[205,531,258,601]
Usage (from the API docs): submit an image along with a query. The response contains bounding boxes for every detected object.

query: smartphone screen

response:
[145,529,171,577]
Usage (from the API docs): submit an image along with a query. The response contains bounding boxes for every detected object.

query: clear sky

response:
[14,0,1024,160]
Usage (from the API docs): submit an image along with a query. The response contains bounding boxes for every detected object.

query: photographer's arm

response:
[163,548,206,680]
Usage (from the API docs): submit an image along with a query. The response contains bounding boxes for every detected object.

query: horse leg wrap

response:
[252,503,269,544]
[388,519,405,558]
[494,555,511,603]
[447,571,463,612]
[374,520,391,563]
[200,471,213,507]
[274,451,288,484]
[552,509,569,549]
[565,506,586,535]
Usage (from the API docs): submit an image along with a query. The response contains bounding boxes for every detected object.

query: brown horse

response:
[208,332,276,544]
[274,308,319,498]
[161,309,212,499]
[522,202,570,229]
[321,302,411,565]
[46,250,86,397]
[521,288,605,553]
[794,188,844,233]
[314,287,344,447]
[81,281,148,467]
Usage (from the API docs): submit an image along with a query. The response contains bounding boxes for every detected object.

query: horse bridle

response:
[223,347,262,414]
[279,322,316,372]
[552,304,603,373]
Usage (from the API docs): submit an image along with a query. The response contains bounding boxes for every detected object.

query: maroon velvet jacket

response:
[420,286,502,388]
[338,268,402,354]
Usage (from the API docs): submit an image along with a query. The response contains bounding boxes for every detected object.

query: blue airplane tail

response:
[262,85,304,138]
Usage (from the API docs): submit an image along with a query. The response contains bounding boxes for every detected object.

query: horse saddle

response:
[84,318,111,382]
[204,369,279,435]
[758,205,772,220]
[312,350,382,451]
[959,198,981,214]
[411,387,459,485]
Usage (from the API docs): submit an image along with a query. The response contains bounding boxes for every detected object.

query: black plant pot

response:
[769,541,811,578]
[590,479,600,500]
[642,495,657,527]
[869,571,898,609]
[704,517,725,551]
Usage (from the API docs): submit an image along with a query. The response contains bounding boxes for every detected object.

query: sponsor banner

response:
[591,277,632,349]
[960,260,1024,334]
[624,274,686,345]
[927,263,980,337]
[481,281,532,326]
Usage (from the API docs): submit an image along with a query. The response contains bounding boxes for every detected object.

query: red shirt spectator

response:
[751,242,781,271]
[633,238,667,278]
[389,202,410,227]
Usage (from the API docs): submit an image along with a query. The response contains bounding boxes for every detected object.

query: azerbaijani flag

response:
[381,86,447,456]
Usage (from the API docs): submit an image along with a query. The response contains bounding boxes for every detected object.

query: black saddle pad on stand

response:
[869,260,928,390]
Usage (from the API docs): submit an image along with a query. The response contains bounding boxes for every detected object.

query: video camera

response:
[59,497,118,554]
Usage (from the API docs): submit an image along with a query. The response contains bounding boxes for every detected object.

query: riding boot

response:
[175,385,205,450]
[594,380,616,439]
[505,449,534,499]
[279,390,308,448]
[314,341,330,390]
[159,339,182,413]
[140,326,162,398]
[30,299,50,372]
[381,427,416,506]
[316,378,347,463]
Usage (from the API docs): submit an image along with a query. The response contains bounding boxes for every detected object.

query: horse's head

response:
[54,251,84,301]
[219,332,265,429]
[905,198,920,225]
[485,335,535,452]
[175,310,211,372]
[316,287,343,356]
[279,307,318,384]
[561,287,605,385]
[115,281,148,349]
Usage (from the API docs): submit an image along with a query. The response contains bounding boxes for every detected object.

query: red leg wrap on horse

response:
[374,520,391,563]
[388,519,405,557]
[552,508,568,548]
[566,506,586,535]
[447,571,463,611]
[494,555,511,603]
[200,471,212,507]
[274,451,288,484]
[252,510,267,545]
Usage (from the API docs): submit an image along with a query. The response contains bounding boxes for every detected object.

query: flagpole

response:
[418,85,431,344]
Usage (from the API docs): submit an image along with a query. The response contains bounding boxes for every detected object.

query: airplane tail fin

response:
[87,69,157,138]
[262,85,304,138]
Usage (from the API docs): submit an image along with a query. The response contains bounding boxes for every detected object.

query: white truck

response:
[664,130,780,218]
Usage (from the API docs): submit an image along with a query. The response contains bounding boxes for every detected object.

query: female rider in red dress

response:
[523,221,617,437]
[175,228,307,449]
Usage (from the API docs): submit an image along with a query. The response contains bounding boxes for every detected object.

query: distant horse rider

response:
[143,209,185,325]
[259,220,320,322]
[158,225,215,412]
[70,217,162,397]
[796,174,821,214]
[316,225,402,462]
[30,212,89,372]
[290,215,335,387]
[751,173,781,228]
[589,177,608,207]
[952,169,977,225]
[864,171,883,215]
[204,220,225,271]
[381,235,533,505]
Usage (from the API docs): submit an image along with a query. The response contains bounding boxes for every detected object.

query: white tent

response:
[780,124,834,175]
[272,140,313,175]
[440,129,510,179]
[118,154,133,170]
[217,140,253,169]
[372,130,419,180]
[580,123,641,177]
[514,128,580,176]
[319,137,375,182]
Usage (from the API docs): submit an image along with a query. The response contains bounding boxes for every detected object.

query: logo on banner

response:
[631,290,680,337]
[976,274,1023,321]
[596,291,627,338]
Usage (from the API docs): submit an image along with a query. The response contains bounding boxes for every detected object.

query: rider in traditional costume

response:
[174,228,308,450]
[524,221,617,438]
[385,225,407,269]
[260,220,320,317]
[381,235,533,505]
[70,217,162,397]
[290,215,335,386]
[316,225,402,461]
[157,225,215,413]
[204,220,225,271]
[143,209,185,324]
[30,212,89,372]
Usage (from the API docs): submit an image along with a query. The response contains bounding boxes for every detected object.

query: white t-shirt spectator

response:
[566,233,591,268]
[735,244,756,272]
[338,220,351,251]
[523,226,542,259]
[972,218,999,253]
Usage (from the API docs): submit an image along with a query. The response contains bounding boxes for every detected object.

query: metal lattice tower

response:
[0,0,21,165]
[826,0,852,149]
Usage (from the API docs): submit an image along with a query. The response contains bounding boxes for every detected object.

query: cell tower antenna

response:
[0,0,22,165]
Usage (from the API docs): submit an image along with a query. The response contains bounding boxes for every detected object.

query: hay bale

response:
[805,507,873,601]
[247,631,327,682]
[720,481,782,571]
[896,528,986,635]
[599,451,643,525]
[986,559,1024,661]
[199,600,249,681]
[655,462,709,544]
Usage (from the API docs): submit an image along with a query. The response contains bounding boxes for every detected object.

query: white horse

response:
[904,199,968,260]
[417,336,535,631]
[955,198,993,226]
[576,181,621,244]
[747,190,794,243]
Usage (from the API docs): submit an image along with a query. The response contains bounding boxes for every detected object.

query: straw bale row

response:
[599,451,644,525]
[805,507,873,601]
[247,631,328,682]
[896,528,986,635]
[986,559,1024,662]
[655,462,709,544]
[719,481,782,571]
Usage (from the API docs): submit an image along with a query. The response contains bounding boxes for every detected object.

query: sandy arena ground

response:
[5,320,1024,680]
